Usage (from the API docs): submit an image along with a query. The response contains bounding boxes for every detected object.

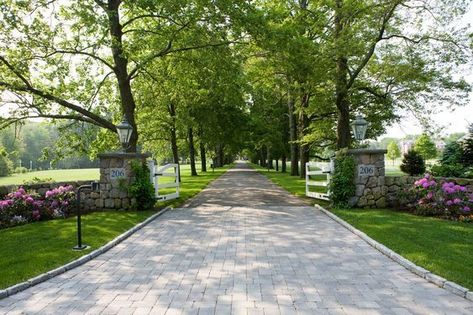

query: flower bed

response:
[0,185,75,229]
[401,174,473,222]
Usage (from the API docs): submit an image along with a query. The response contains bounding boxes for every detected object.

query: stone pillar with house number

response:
[347,149,387,208]
[95,152,150,210]
[91,116,151,210]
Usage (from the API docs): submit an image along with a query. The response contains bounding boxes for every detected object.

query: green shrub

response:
[329,151,355,208]
[14,167,28,174]
[0,155,13,177]
[430,164,465,178]
[462,167,473,179]
[400,150,426,176]
[22,177,54,185]
[128,161,155,210]
[441,141,463,166]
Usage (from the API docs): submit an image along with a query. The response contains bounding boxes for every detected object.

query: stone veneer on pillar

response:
[347,149,387,208]
[97,152,150,210]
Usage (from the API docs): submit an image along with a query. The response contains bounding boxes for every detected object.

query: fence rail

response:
[148,161,180,202]
[305,162,332,201]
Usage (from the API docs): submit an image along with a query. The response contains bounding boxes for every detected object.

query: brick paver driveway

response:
[1,163,472,314]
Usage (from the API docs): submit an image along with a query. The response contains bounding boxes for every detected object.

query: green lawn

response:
[251,163,473,291]
[0,163,231,290]
[0,169,100,185]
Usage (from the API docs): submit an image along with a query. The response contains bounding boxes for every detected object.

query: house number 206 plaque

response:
[358,165,375,176]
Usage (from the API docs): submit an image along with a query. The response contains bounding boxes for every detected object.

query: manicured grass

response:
[252,163,473,291]
[331,208,473,290]
[0,210,155,289]
[0,163,231,290]
[0,169,100,185]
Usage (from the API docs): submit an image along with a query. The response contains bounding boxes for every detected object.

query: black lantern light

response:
[116,116,133,151]
[351,115,368,141]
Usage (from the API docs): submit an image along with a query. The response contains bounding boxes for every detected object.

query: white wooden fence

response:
[147,161,180,202]
[305,161,333,201]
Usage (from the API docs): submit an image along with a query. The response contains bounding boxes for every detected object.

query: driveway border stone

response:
[0,207,171,300]
[316,204,473,302]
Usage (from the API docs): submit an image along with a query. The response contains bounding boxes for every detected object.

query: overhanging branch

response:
[0,81,116,132]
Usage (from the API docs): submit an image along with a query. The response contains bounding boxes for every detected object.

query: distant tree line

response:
[0,121,98,176]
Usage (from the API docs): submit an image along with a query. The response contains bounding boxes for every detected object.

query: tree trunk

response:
[260,147,266,167]
[300,146,309,179]
[275,159,279,172]
[168,102,181,182]
[266,147,273,169]
[188,127,197,176]
[217,145,224,167]
[200,142,207,172]
[288,86,299,176]
[335,0,351,149]
[299,92,310,178]
[281,155,287,173]
[106,1,138,152]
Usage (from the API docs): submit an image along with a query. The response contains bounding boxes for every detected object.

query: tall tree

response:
[329,0,471,148]
[0,0,243,152]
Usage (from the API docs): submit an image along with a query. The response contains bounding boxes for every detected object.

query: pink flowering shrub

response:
[0,185,75,229]
[405,174,473,221]
[43,185,75,218]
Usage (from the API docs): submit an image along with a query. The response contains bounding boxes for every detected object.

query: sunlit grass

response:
[0,169,100,185]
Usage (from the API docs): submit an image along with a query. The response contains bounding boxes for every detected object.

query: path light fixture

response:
[116,116,133,151]
[73,181,100,251]
[351,115,368,141]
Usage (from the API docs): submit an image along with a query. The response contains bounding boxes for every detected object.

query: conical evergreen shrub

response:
[400,150,426,176]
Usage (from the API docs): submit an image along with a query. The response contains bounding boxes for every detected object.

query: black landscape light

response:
[351,115,369,141]
[73,181,100,251]
[116,116,133,151]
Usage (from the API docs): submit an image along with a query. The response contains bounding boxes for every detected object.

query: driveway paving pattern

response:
[1,163,472,314]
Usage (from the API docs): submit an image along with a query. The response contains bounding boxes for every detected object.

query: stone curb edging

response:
[315,205,473,302]
[0,207,171,300]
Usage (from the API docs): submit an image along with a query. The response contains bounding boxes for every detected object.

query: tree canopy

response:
[0,0,471,176]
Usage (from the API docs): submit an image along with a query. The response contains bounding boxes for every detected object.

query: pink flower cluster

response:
[45,185,74,198]
[0,185,75,229]
[410,173,472,219]
[442,182,467,194]
[415,175,437,189]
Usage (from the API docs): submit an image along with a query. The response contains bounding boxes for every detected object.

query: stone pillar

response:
[97,153,150,210]
[347,149,387,208]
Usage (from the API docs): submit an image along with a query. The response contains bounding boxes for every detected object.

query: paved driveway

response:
[1,163,472,314]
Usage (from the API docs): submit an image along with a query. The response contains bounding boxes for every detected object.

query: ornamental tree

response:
[387,140,401,165]
[414,134,438,161]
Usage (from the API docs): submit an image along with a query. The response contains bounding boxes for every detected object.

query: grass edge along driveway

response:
[251,163,473,291]
[0,165,231,289]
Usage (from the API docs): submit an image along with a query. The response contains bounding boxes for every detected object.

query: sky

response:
[381,5,473,139]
